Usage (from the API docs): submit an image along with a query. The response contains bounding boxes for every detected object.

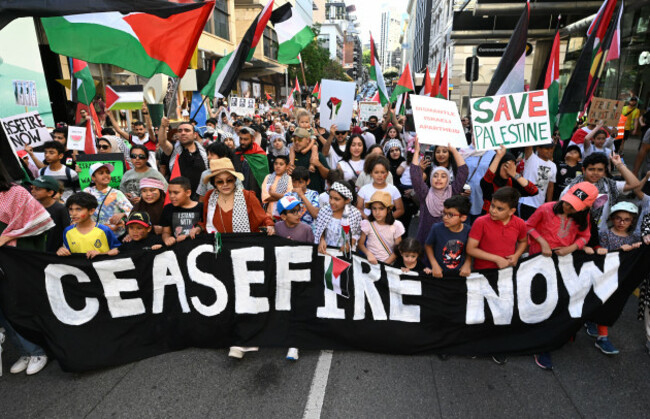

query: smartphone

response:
[424,150,434,162]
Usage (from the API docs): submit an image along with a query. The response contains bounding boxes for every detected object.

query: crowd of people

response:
[1,94,650,376]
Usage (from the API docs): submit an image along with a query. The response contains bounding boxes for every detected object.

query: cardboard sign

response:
[229,96,256,116]
[319,79,356,130]
[67,126,86,151]
[359,102,384,122]
[587,97,623,127]
[13,80,38,107]
[409,95,467,148]
[470,90,552,151]
[76,153,125,191]
[0,111,50,149]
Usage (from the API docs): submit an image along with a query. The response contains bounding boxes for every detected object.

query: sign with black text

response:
[470,90,552,151]
[0,111,50,149]
[587,97,623,127]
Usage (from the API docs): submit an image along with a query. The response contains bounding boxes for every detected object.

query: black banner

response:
[0,235,647,372]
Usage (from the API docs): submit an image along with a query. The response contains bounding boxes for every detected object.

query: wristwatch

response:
[514,173,522,180]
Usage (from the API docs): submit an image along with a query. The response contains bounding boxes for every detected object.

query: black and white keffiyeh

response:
[206,183,251,233]
[169,141,208,173]
[266,172,290,195]
[313,203,362,244]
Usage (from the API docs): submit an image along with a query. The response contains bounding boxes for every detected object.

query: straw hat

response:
[203,158,244,184]
[364,190,394,209]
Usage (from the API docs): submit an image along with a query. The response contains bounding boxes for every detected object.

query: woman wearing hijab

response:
[410,138,468,248]
[480,145,538,215]
[267,133,290,168]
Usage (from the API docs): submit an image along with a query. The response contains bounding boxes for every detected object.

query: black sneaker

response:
[534,352,553,370]
[492,355,508,365]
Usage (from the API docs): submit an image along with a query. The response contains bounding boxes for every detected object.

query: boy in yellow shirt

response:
[56,192,120,259]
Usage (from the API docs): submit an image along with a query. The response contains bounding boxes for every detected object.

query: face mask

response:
[368,123,376,128]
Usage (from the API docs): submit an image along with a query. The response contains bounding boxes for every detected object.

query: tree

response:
[362,50,370,72]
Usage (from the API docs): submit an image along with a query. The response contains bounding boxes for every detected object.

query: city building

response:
[379,8,402,70]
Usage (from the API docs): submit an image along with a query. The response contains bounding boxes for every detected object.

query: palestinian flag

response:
[370,91,380,103]
[485,1,529,96]
[164,155,182,205]
[438,62,449,99]
[557,4,604,140]
[0,0,189,31]
[327,97,342,119]
[431,63,441,98]
[237,142,269,188]
[312,82,320,98]
[266,92,273,101]
[201,0,274,99]
[270,3,315,65]
[71,59,95,106]
[105,85,143,110]
[294,76,301,94]
[283,86,296,112]
[324,254,351,298]
[41,1,213,78]
[419,66,433,97]
[369,32,389,106]
[390,63,414,103]
[544,30,561,130]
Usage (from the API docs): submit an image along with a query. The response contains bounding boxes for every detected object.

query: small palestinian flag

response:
[266,92,273,101]
[327,97,342,119]
[71,59,95,105]
[312,82,320,98]
[324,254,351,298]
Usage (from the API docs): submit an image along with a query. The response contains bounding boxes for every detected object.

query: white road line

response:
[302,350,334,419]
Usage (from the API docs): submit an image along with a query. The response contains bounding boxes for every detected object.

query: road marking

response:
[302,350,334,419]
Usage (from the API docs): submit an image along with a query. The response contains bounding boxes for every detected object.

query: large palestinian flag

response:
[41,1,213,78]
[369,32,389,106]
[270,3,314,65]
[71,59,95,106]
[201,0,275,99]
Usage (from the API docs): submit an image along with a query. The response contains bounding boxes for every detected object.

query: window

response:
[263,27,278,60]
[204,0,229,40]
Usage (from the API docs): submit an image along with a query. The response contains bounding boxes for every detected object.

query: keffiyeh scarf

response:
[206,184,251,233]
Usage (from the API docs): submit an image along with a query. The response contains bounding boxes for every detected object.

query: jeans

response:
[0,308,45,357]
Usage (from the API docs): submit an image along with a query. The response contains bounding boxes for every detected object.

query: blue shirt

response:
[464,149,495,216]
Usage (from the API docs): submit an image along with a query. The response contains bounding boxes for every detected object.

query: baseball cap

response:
[89,162,115,178]
[565,145,582,158]
[29,175,60,192]
[609,201,639,216]
[277,196,301,214]
[293,127,311,139]
[560,182,598,212]
[126,211,152,228]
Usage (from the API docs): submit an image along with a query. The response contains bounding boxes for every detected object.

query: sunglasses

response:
[336,131,346,135]
[130,154,148,160]
[215,177,236,186]
[98,144,110,150]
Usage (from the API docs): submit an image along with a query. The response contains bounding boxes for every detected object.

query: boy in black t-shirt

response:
[119,212,163,252]
[29,175,70,252]
[425,195,472,277]
[554,145,582,201]
[161,176,203,247]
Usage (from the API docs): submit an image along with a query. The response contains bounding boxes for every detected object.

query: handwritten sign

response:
[359,102,384,122]
[587,97,623,127]
[67,126,86,151]
[229,96,256,116]
[0,111,50,149]
[76,153,125,191]
[470,90,552,151]
[410,95,467,148]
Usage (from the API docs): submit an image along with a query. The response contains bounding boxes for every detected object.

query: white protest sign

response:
[319,79,356,130]
[67,126,87,151]
[0,111,50,149]
[359,102,384,122]
[229,96,256,116]
[409,95,467,148]
[470,90,552,151]
[13,80,38,107]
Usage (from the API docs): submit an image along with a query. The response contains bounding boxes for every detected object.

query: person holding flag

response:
[234,127,269,195]
[314,181,362,256]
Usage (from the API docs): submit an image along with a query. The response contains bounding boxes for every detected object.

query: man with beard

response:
[235,127,268,196]
[365,115,384,144]
[159,118,208,200]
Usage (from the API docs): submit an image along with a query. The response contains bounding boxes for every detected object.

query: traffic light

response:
[465,56,479,82]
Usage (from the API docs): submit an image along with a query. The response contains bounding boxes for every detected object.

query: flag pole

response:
[299,54,308,89]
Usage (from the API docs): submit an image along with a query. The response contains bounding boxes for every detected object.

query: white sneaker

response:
[10,356,30,374]
[286,348,299,360]
[228,347,244,359]
[26,356,48,375]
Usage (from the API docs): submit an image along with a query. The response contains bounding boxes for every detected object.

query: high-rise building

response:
[379,8,402,69]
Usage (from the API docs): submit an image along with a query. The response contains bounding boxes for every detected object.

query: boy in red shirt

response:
[467,187,528,271]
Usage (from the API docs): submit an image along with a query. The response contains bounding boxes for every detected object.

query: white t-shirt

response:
[361,132,376,149]
[583,143,614,159]
[357,183,402,216]
[41,165,79,202]
[399,161,412,187]
[519,152,557,209]
[327,142,347,170]
[338,159,364,183]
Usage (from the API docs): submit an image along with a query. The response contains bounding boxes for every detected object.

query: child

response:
[314,181,362,254]
[518,144,557,220]
[358,190,405,265]
[275,196,315,244]
[525,181,598,370]
[161,176,204,247]
[284,166,320,228]
[583,124,614,159]
[117,211,163,252]
[289,109,318,172]
[425,195,472,278]
[262,155,293,219]
[56,192,120,259]
[357,156,404,219]
[467,187,528,271]
[39,140,79,201]
[396,238,430,273]
[553,145,582,200]
[86,163,133,238]
[30,175,71,252]
[584,201,642,356]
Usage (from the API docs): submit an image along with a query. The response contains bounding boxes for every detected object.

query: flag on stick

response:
[431,63,441,98]
[324,254,351,298]
[419,66,433,96]
[312,82,320,98]
[294,76,301,94]
[270,3,315,64]
[439,62,449,99]
[71,59,95,106]
[544,29,561,130]
[369,32,389,106]
[390,63,414,103]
